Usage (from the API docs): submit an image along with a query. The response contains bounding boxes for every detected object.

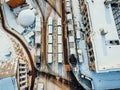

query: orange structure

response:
[7,0,25,8]
[65,64,71,71]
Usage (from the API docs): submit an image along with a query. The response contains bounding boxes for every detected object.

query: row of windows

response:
[19,64,26,67]
[114,17,120,23]
[87,42,95,62]
[20,82,26,87]
[112,7,120,39]
[113,10,120,15]
[83,17,95,63]
[114,14,118,18]
[20,78,26,82]
[112,7,120,14]
[20,73,26,76]
[116,23,120,30]
[116,26,120,38]
[81,1,95,70]
[118,28,120,31]
[82,5,95,62]
[19,68,26,71]
[118,34,120,37]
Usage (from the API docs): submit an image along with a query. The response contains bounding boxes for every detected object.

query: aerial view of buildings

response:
[0,0,120,90]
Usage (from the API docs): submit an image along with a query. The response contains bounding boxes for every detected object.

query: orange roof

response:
[65,64,71,71]
[7,0,25,8]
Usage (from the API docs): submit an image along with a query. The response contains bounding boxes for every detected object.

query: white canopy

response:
[17,9,35,27]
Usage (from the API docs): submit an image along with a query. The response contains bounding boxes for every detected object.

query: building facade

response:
[112,5,120,38]
[0,58,28,90]
[80,0,95,70]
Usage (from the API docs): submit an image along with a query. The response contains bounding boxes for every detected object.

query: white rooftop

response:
[87,0,120,73]
[48,35,53,43]
[17,9,35,27]
[69,36,74,42]
[58,44,62,53]
[47,54,52,63]
[48,17,52,25]
[0,29,15,62]
[58,36,62,43]
[57,18,61,25]
[58,53,62,63]
[48,44,52,53]
[35,16,41,31]
[48,26,52,34]
[35,32,41,44]
[58,27,62,34]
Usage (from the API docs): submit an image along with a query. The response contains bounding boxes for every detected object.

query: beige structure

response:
[0,38,30,90]
[0,58,28,90]
[81,0,96,71]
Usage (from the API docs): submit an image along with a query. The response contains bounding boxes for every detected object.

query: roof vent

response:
[100,28,108,35]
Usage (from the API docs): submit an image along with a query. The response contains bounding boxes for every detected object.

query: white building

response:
[82,0,120,73]
[0,28,29,90]
[48,17,52,25]
[79,0,120,89]
[47,53,52,63]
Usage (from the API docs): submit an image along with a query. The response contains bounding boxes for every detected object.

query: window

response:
[90,57,94,62]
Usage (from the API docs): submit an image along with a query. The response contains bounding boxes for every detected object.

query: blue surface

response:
[0,76,18,90]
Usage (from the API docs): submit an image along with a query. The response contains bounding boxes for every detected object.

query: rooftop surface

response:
[0,76,18,90]
[0,59,18,78]
[0,29,15,62]
[87,0,120,73]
